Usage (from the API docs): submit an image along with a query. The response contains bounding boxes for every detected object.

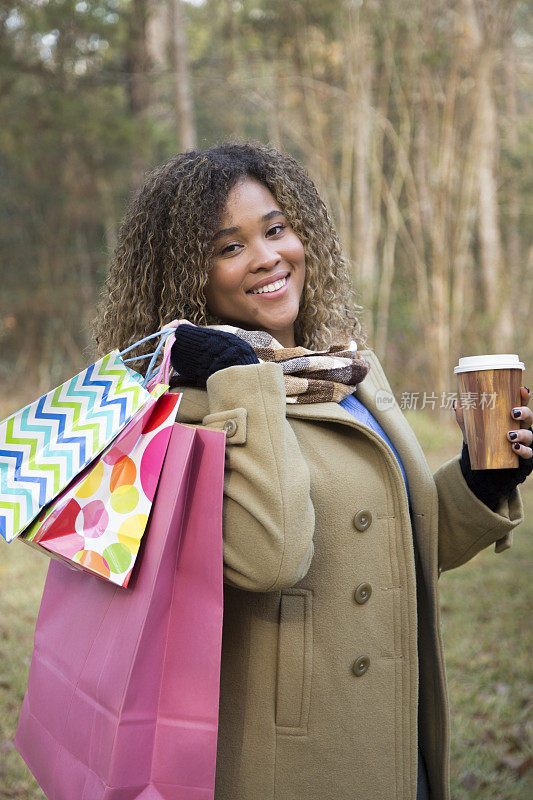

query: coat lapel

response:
[286,349,431,494]
[286,350,438,578]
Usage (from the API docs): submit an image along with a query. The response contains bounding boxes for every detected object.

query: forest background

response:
[1,0,532,399]
[0,1,532,799]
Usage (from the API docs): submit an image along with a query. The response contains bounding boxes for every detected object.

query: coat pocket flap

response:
[275,588,313,734]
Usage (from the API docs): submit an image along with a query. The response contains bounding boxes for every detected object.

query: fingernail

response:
[512,409,521,418]
[513,442,521,450]
[509,431,518,440]
[525,386,531,394]
[452,400,456,410]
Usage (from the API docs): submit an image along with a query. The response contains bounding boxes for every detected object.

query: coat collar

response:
[285,351,435,501]
[174,350,437,521]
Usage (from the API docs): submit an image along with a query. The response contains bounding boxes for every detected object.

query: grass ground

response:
[405,410,533,800]
[0,409,531,799]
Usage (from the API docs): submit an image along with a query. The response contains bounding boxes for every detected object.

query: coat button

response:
[354,583,372,604]
[353,509,372,531]
[223,418,238,438]
[352,656,370,676]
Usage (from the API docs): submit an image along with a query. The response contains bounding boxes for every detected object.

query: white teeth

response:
[250,276,287,295]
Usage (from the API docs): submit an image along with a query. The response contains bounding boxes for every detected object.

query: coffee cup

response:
[454,354,525,469]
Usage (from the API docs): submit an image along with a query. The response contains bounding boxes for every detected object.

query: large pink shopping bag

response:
[21,391,181,587]
[15,423,226,800]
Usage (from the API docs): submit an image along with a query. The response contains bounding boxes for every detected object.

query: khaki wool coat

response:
[172,349,524,800]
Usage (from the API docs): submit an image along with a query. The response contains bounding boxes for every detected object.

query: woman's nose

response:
[249,239,280,271]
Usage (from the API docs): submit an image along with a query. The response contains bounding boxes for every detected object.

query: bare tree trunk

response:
[522,248,533,335]
[147,0,168,70]
[75,223,97,351]
[475,52,504,328]
[299,67,331,210]
[500,34,520,349]
[375,81,407,360]
[375,178,399,359]
[363,30,392,348]
[352,14,376,308]
[337,25,355,266]
[125,0,153,188]
[449,57,479,366]
[429,66,458,395]
[450,130,477,364]
[96,176,119,259]
[169,0,196,151]
[460,0,507,349]
[266,63,284,149]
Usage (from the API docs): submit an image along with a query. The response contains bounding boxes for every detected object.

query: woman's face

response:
[206,177,306,347]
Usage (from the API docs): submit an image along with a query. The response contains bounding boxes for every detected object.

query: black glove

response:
[459,432,533,512]
[170,325,259,384]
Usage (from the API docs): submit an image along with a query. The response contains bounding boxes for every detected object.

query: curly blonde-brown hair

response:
[92,141,365,361]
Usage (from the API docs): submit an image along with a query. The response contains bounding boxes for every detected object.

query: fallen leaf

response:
[460,771,478,790]
[496,754,533,777]
[504,732,527,753]
[495,682,510,696]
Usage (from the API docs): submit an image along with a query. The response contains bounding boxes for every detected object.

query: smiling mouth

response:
[248,276,288,295]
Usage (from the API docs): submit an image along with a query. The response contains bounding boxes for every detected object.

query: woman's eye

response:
[218,224,286,255]
[220,242,241,255]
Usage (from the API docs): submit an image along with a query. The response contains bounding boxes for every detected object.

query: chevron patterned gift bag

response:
[21,389,182,587]
[0,351,152,543]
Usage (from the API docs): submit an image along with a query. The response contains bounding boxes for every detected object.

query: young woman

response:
[93,142,532,800]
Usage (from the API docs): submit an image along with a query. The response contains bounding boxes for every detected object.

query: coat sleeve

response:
[199,362,315,592]
[433,454,524,573]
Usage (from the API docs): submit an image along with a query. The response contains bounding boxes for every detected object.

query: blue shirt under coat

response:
[338,393,429,799]
[339,393,410,506]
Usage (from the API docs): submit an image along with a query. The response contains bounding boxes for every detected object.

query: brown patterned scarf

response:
[212,325,371,404]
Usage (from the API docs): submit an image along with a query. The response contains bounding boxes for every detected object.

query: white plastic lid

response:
[454,354,524,373]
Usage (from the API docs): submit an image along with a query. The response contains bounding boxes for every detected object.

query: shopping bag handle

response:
[119,330,170,358]
[119,321,193,389]
[145,335,174,390]
[144,320,197,389]
[120,332,173,389]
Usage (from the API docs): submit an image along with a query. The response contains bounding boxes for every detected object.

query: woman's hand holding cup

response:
[506,386,533,460]
[454,385,532,465]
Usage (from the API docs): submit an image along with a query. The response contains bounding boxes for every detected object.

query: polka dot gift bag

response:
[21,329,181,587]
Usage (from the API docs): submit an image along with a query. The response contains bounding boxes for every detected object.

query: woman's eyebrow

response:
[212,210,285,242]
